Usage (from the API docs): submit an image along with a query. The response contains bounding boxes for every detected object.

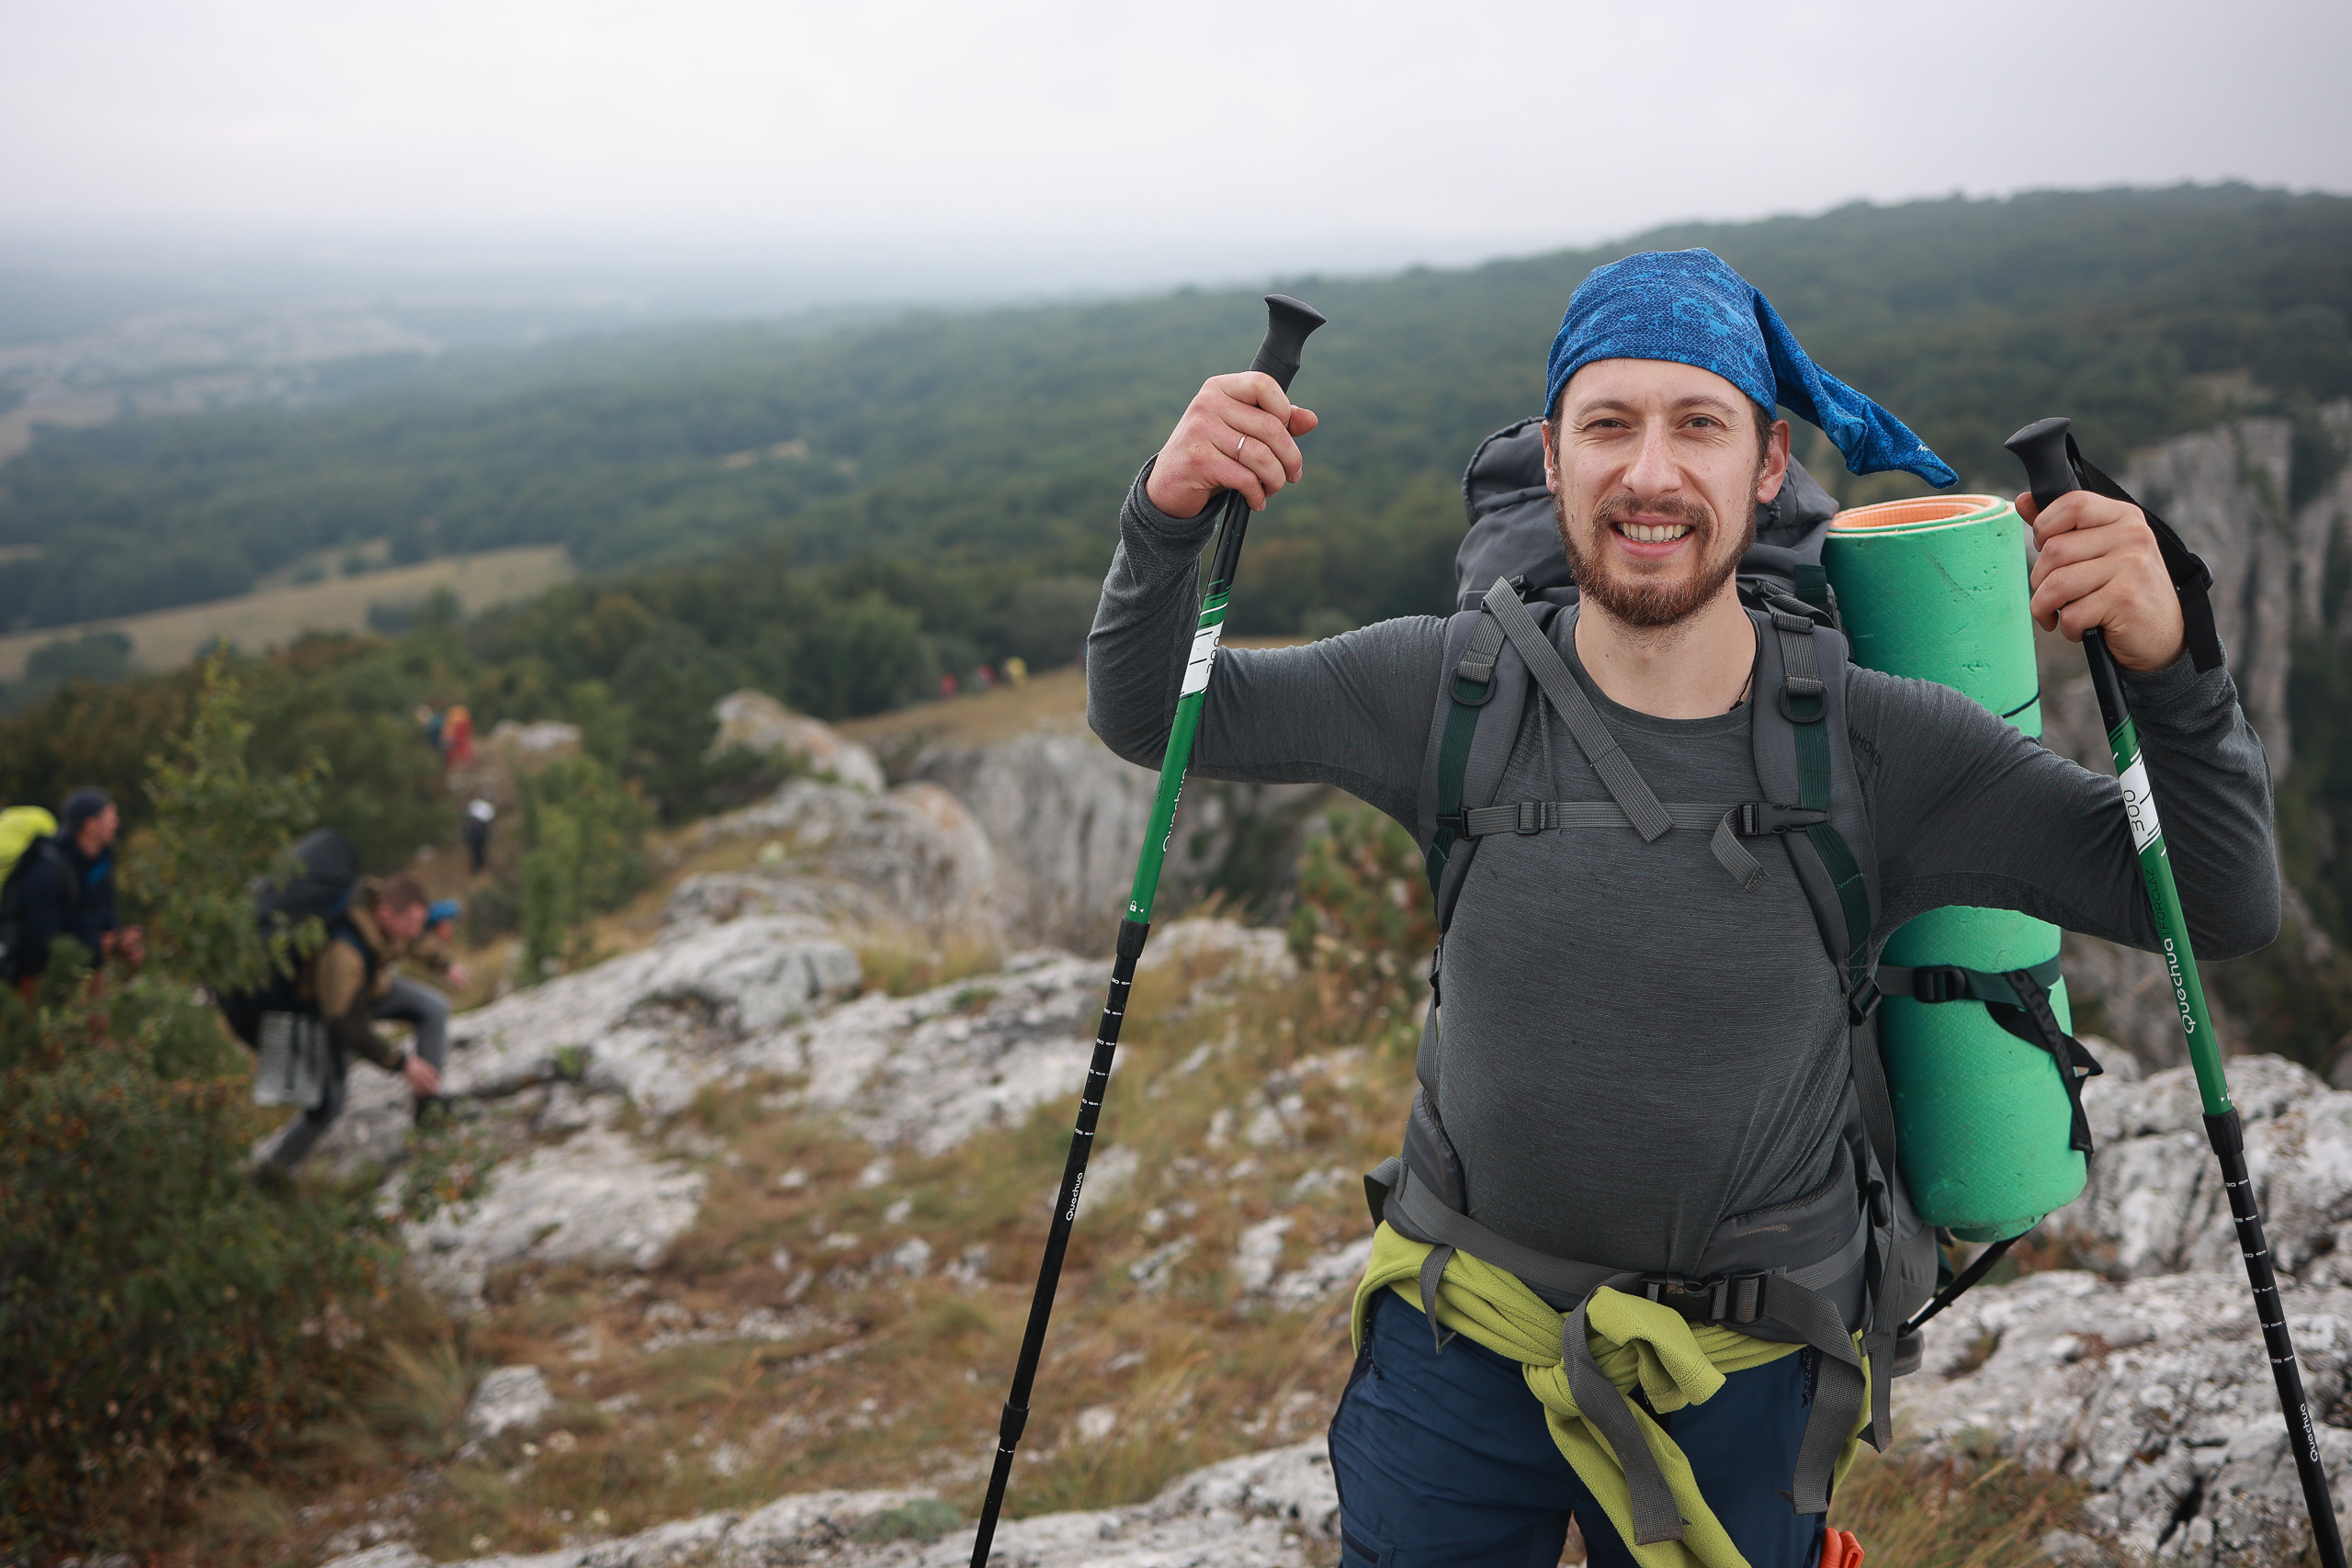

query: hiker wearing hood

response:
[1088,251,2279,1568]
[5,787,143,995]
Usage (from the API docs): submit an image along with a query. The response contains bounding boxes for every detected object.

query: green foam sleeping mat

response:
[1823,493,2086,1242]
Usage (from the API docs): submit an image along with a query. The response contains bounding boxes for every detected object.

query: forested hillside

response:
[5,184,2348,636]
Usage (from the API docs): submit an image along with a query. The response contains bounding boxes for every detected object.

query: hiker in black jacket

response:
[9,788,142,998]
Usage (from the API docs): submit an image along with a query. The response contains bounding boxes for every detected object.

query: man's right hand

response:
[403,1055,442,1098]
[1144,372,1318,520]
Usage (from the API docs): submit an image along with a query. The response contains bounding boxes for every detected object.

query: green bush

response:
[1286,804,1439,1041]
[0,661,398,1554]
[517,754,651,979]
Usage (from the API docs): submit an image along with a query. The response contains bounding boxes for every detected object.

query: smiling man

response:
[1087,249,2278,1566]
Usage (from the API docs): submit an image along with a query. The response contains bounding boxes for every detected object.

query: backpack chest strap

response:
[1447,798,1827,893]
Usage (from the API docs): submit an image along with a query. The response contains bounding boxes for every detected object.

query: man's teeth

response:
[1619,523,1692,543]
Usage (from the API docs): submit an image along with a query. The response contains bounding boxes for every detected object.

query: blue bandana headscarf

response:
[1544,248,1956,488]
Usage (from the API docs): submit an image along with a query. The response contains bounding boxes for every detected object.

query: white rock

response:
[427,1441,1336,1568]
[1903,1269,2352,1562]
[1137,919,1297,984]
[318,1545,429,1568]
[908,725,1324,951]
[579,1512,736,1567]
[718,1489,933,1565]
[408,1129,705,1303]
[1271,1236,1374,1310]
[768,954,1103,1156]
[697,779,997,936]
[485,719,584,761]
[2049,1055,2352,1281]
[710,690,888,794]
[1232,1216,1293,1296]
[463,1365,554,1440]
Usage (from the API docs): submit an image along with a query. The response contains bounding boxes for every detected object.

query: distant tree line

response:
[1,184,2346,637]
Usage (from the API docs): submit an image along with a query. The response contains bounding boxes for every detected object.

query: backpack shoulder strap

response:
[1747,607,1878,997]
[1419,581,1538,930]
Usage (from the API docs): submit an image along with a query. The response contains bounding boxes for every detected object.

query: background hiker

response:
[374,897,466,1124]
[2,787,142,998]
[256,874,443,1178]
[462,797,495,874]
[1088,248,2280,1568]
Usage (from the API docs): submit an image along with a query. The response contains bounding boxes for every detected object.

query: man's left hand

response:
[104,925,145,966]
[2019,489,2186,672]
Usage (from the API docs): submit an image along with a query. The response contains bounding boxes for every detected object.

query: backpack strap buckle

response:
[1736,803,1829,836]
[1514,800,1544,835]
[1904,965,1971,1004]
[1638,1272,1767,1325]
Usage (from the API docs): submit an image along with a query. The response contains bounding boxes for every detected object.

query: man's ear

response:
[1540,419,1559,494]
[1756,419,1792,504]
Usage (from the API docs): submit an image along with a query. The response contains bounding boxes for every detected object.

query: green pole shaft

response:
[2099,709,2232,1117]
[1126,583,1231,919]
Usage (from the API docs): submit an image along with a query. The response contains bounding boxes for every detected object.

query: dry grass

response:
[1831,1442,2097,1565]
[836,636,1306,758]
[0,544,572,681]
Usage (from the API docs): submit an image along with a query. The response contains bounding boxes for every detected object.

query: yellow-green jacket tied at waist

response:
[1351,1224,1871,1568]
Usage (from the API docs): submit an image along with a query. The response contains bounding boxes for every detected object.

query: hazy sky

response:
[6,0,2349,293]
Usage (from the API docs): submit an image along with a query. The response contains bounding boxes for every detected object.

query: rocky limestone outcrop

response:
[1885,1055,2352,1562]
[2046,1054,2352,1283]
[695,779,999,937]
[295,904,1133,1303]
[710,691,888,795]
[319,1438,1337,1568]
[903,718,1326,951]
[1902,1269,2352,1564]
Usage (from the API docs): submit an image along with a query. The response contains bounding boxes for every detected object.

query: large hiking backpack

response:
[217,829,368,1047]
[1361,427,1937,1531]
[0,829,75,983]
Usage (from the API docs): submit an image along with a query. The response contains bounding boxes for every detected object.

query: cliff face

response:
[904,719,1327,953]
[2031,402,2352,1069]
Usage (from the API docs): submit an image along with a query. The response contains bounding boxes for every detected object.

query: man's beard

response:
[1555,488,1754,629]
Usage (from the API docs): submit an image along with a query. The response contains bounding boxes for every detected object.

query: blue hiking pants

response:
[1329,1291,1827,1567]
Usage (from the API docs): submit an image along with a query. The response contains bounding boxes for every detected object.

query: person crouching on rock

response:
[257,874,444,1177]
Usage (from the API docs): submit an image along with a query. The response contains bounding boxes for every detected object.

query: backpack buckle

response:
[1514,801,1544,835]
[1739,803,1828,836]
[1906,966,1971,1004]
[1639,1272,1766,1325]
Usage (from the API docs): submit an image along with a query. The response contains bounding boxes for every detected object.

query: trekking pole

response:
[967,294,1326,1567]
[2006,416,2347,1568]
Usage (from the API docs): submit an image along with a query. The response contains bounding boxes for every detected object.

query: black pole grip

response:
[1245,294,1327,394]
[2003,416,2130,733]
[2003,415,2079,513]
[1206,295,1327,595]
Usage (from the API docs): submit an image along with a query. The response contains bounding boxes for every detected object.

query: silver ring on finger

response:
[1236,434,1248,458]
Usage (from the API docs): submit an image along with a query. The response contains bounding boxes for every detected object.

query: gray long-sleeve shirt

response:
[1091,464,2281,1276]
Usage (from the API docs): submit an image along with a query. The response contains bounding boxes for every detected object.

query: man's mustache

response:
[1588,492,1714,533]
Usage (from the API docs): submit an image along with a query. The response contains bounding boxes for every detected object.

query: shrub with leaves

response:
[0,659,397,1555]
[1285,804,1439,1043]
[517,753,651,980]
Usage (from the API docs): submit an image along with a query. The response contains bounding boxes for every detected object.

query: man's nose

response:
[1623,424,1681,496]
